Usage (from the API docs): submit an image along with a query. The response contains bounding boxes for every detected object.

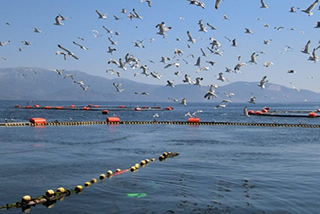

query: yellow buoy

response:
[84,182,91,187]
[145,159,150,164]
[130,166,136,172]
[107,170,113,177]
[45,189,55,197]
[163,152,168,157]
[140,160,146,166]
[159,155,165,161]
[116,168,121,172]
[57,187,65,193]
[151,158,156,162]
[134,163,140,169]
[91,178,97,184]
[99,174,106,180]
[22,195,32,202]
[74,185,83,192]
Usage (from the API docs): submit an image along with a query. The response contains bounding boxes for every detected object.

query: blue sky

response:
[0,0,319,94]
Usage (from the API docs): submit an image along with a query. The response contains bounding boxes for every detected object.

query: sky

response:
[0,0,320,95]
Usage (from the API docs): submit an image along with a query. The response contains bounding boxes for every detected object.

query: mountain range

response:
[0,67,319,103]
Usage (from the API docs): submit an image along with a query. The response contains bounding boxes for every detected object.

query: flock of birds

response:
[1,0,320,118]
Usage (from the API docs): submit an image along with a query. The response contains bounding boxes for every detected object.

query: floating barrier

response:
[0,151,179,212]
[106,117,120,123]
[29,118,46,125]
[188,117,200,123]
[1,120,320,128]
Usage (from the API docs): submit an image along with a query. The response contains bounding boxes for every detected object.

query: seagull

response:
[196,66,209,73]
[108,37,118,45]
[155,22,172,38]
[57,44,78,60]
[214,103,226,109]
[194,57,201,67]
[53,15,64,25]
[204,85,218,99]
[21,40,31,45]
[160,56,171,63]
[234,62,246,72]
[187,31,196,43]
[183,74,193,84]
[113,83,124,92]
[257,76,268,89]
[140,0,152,7]
[217,72,226,82]
[287,69,296,74]
[198,19,207,32]
[52,69,64,75]
[73,41,88,50]
[164,62,180,69]
[315,21,320,28]
[245,28,253,34]
[55,50,67,60]
[188,0,205,9]
[174,70,181,76]
[308,48,319,62]
[33,27,41,33]
[80,85,89,91]
[248,52,258,64]
[95,10,107,19]
[166,80,175,88]
[263,62,274,67]
[0,40,10,47]
[243,106,250,117]
[302,0,318,16]
[290,82,300,92]
[263,39,272,45]
[168,97,179,102]
[215,0,222,9]
[260,0,268,8]
[140,65,149,76]
[107,46,116,54]
[248,96,256,104]
[150,71,162,79]
[289,6,296,13]
[301,40,311,54]
[194,77,203,87]
[106,69,121,77]
[64,74,74,80]
[132,8,143,19]
[180,98,187,106]
[74,80,84,85]
[174,48,183,56]
[207,22,218,30]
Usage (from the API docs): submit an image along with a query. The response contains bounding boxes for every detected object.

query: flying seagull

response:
[302,0,318,16]
[204,85,218,100]
[57,44,78,60]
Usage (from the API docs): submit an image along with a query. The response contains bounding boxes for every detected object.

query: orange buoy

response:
[154,106,161,109]
[88,104,92,107]
[135,107,142,111]
[15,105,21,108]
[94,105,99,108]
[255,111,262,115]
[188,117,200,123]
[55,106,63,110]
[83,107,90,110]
[262,109,268,113]
[264,107,270,110]
[34,105,40,108]
[107,117,120,122]
[70,105,76,108]
[25,105,33,109]
[309,112,317,118]
[165,107,173,111]
[44,106,52,109]
[248,110,255,115]
[30,118,46,124]
[142,106,149,109]
[119,105,125,108]
[317,109,320,113]
[102,109,109,114]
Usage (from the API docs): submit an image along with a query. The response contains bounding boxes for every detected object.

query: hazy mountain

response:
[0,67,319,103]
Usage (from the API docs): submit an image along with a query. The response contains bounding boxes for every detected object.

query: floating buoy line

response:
[0,152,179,212]
[1,117,320,128]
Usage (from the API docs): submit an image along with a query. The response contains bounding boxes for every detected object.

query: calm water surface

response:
[0,101,320,213]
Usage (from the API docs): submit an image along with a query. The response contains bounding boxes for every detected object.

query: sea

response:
[0,100,319,214]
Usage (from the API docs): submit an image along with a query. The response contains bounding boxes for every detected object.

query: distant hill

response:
[0,67,319,103]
